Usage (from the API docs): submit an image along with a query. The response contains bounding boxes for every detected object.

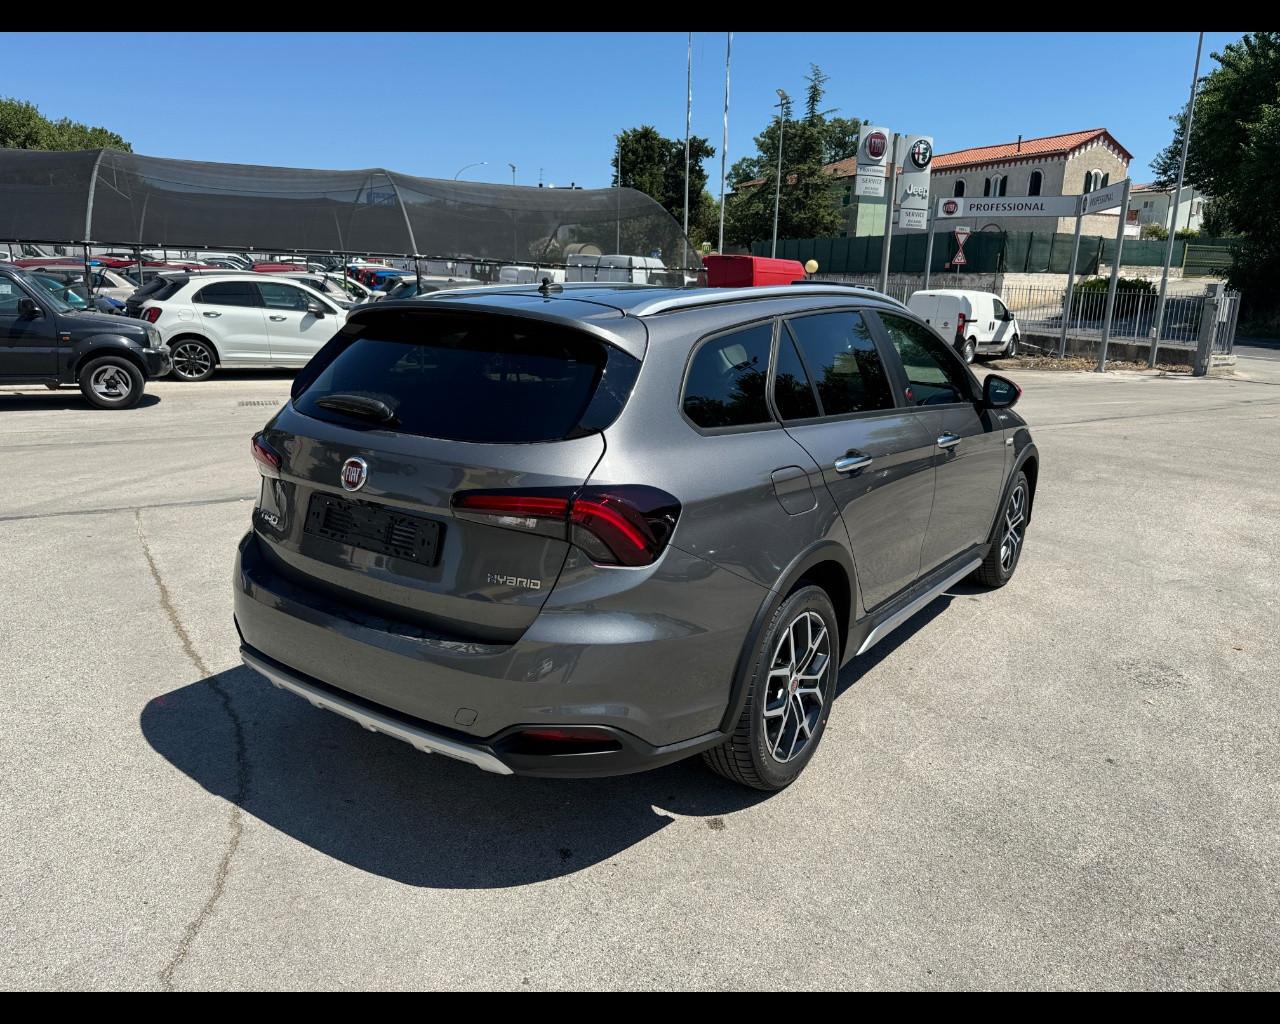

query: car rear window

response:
[294,314,635,443]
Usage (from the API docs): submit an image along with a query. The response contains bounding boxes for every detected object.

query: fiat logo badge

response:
[865,131,887,160]
[340,456,368,492]
[943,199,959,215]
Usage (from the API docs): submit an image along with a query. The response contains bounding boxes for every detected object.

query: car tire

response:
[961,336,977,364]
[973,470,1029,588]
[169,338,217,382]
[703,585,840,791]
[78,355,145,410]
[1006,333,1020,357]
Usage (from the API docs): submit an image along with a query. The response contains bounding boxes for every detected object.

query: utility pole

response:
[1150,31,1204,368]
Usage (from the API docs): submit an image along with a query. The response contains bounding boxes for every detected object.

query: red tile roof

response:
[930,129,1132,171]
[731,129,1131,191]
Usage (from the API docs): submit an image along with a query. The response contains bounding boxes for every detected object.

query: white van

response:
[595,254,668,285]
[906,289,1021,363]
[497,265,566,284]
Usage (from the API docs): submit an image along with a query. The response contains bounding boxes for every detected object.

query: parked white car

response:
[138,273,347,381]
[907,289,1021,363]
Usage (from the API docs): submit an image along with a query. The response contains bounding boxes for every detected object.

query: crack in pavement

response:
[134,509,251,992]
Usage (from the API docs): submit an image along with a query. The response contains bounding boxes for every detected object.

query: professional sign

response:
[855,125,892,197]
[1083,179,1128,214]
[894,134,933,231]
[935,195,1080,218]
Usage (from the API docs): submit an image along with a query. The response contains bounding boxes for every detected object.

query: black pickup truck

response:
[0,262,170,409]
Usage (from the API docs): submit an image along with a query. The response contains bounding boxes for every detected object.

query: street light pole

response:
[683,31,692,273]
[453,161,488,180]
[508,163,516,185]
[772,89,789,259]
[1150,31,1204,368]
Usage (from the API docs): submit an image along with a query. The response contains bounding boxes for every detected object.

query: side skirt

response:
[848,550,984,660]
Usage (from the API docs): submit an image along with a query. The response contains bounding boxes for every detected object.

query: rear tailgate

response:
[251,304,642,644]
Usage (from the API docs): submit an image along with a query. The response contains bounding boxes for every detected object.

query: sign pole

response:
[1059,194,1085,358]
[1150,31,1204,368]
[1096,178,1132,372]
[878,133,900,294]
[923,203,937,290]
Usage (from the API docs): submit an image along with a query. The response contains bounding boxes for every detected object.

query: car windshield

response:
[18,271,76,313]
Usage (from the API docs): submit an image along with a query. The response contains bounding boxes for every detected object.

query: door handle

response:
[201,310,221,318]
[834,453,874,474]
[268,315,287,321]
[937,433,962,449]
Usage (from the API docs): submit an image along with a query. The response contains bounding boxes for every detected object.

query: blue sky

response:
[3,31,1242,190]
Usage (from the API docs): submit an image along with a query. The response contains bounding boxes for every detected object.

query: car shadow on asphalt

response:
[140,591,960,889]
[140,665,770,889]
[0,390,161,410]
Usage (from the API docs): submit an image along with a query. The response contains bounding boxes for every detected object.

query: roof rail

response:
[628,284,909,317]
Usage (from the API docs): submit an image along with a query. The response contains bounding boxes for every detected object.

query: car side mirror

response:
[983,374,1021,409]
[17,297,41,318]
[306,302,325,317]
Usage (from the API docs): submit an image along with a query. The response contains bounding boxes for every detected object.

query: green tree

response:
[0,96,131,152]
[611,125,718,249]
[723,65,860,248]
[1150,33,1280,315]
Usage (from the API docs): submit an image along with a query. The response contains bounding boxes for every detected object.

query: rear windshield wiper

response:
[314,393,399,426]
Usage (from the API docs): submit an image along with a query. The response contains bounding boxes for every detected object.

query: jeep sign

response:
[894,134,933,231]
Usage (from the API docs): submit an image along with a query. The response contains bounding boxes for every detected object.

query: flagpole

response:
[718,31,731,254]
[683,31,692,272]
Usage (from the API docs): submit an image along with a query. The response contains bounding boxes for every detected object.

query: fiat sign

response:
[855,125,892,198]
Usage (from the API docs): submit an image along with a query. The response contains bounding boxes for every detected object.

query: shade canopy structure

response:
[0,148,698,270]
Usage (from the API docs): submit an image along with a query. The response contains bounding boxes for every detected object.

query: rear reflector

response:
[452,485,679,567]
[505,727,622,756]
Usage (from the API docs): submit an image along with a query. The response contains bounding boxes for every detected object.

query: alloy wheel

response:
[89,364,133,403]
[1000,483,1027,574]
[171,342,213,380]
[762,610,831,764]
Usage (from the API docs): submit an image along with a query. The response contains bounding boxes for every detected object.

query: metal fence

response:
[813,274,1242,354]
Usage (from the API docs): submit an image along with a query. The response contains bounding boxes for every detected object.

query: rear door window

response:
[193,281,262,307]
[772,328,820,420]
[682,322,774,430]
[294,314,633,443]
[784,310,895,416]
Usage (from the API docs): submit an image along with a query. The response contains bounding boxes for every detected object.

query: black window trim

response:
[863,308,982,410]
[768,305,909,427]
[678,314,785,437]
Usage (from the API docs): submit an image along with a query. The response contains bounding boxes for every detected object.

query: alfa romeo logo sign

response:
[865,131,887,160]
[909,138,933,169]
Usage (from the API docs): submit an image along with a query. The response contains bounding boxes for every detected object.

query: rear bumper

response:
[233,529,763,776]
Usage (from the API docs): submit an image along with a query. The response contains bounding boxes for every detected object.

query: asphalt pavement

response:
[1,360,1277,990]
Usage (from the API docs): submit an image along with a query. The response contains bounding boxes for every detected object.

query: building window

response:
[954,179,965,198]
[1083,169,1103,194]
[841,185,851,207]
[984,176,991,197]
[1102,173,1110,188]
[998,175,1008,196]
[1028,170,1042,196]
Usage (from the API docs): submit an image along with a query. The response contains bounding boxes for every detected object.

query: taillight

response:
[452,485,680,567]
[957,312,967,333]
[141,306,161,323]
[250,432,281,479]
[504,727,622,756]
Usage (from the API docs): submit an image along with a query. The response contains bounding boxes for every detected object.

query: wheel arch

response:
[168,332,222,364]
[71,339,148,380]
[717,540,859,735]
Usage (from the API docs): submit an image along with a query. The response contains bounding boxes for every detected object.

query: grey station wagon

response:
[235,282,1039,790]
